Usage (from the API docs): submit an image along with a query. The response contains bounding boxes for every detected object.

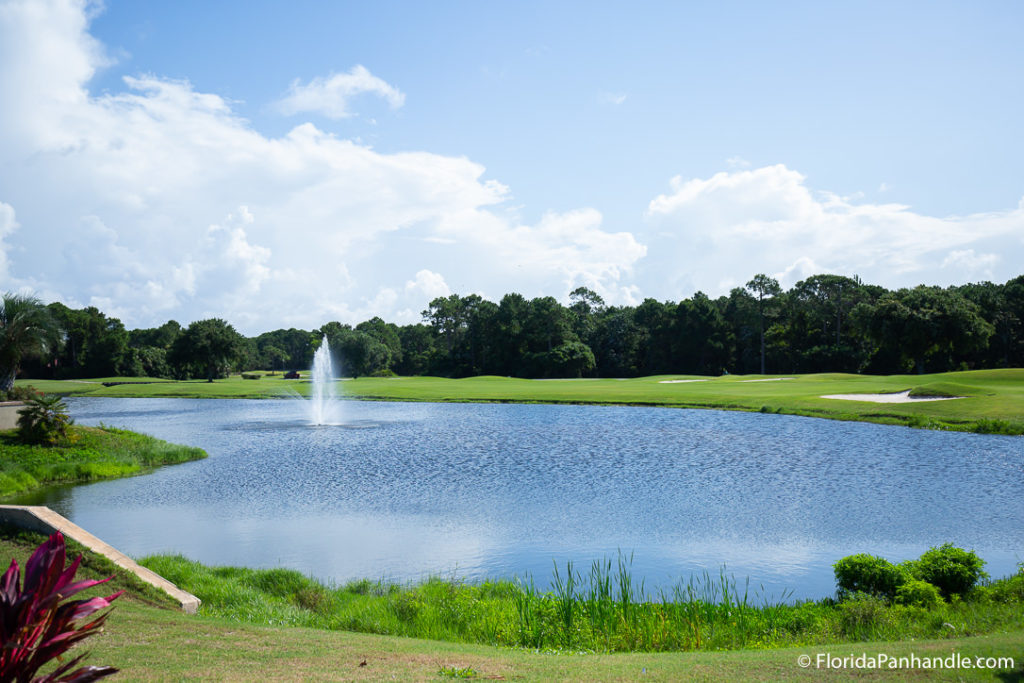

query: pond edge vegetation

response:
[0,393,207,498]
[139,545,1024,656]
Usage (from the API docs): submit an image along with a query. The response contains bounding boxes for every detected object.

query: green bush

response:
[913,544,987,598]
[834,554,907,600]
[894,579,942,608]
[16,394,73,445]
[984,570,1024,604]
[837,593,890,637]
[241,373,261,380]
[0,385,39,402]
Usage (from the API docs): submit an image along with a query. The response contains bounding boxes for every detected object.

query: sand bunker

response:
[658,379,709,384]
[821,390,963,403]
[740,377,795,382]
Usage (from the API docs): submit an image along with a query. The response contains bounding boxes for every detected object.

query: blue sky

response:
[1,0,1022,333]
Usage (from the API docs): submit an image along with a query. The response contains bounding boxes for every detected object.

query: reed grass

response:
[139,552,1024,654]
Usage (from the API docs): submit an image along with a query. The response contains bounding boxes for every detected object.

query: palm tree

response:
[0,293,60,393]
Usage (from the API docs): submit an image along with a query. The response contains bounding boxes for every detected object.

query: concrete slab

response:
[0,401,24,430]
[0,505,200,613]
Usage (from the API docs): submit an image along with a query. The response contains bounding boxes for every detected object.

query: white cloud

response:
[0,0,644,333]
[405,269,451,301]
[434,207,647,303]
[0,201,18,280]
[646,164,1024,293]
[276,65,405,119]
[941,249,999,278]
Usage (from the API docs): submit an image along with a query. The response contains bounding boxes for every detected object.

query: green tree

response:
[568,287,605,351]
[746,274,781,374]
[395,324,435,376]
[675,292,734,374]
[255,328,313,371]
[45,305,129,378]
[129,320,182,350]
[544,340,596,378]
[168,318,244,381]
[356,317,403,371]
[861,286,993,373]
[634,298,676,375]
[494,293,530,376]
[316,323,391,378]
[0,293,60,392]
[591,307,642,377]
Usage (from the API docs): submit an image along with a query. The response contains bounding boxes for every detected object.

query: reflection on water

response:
[12,397,1024,599]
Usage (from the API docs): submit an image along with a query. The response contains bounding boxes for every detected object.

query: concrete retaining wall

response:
[0,505,200,613]
[0,402,23,430]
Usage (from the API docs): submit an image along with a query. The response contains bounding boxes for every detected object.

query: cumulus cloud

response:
[276,65,405,119]
[405,269,451,301]
[646,164,1024,293]
[0,0,644,333]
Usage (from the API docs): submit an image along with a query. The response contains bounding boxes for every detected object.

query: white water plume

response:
[310,336,339,425]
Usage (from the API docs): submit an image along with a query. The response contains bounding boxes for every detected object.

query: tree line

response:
[12,273,1024,382]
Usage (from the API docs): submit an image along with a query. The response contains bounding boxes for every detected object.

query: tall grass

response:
[141,552,1024,654]
[0,425,207,497]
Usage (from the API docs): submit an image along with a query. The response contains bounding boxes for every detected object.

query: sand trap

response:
[740,377,795,382]
[658,379,709,384]
[821,390,963,403]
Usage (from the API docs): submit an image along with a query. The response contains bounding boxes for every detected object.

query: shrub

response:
[913,544,987,598]
[972,418,1017,435]
[1,385,40,402]
[16,394,73,445]
[894,579,942,608]
[838,593,890,636]
[0,531,122,681]
[241,373,261,380]
[834,554,907,600]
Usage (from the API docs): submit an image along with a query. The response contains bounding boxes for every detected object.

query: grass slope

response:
[0,529,1019,681]
[0,425,207,498]
[19,368,1024,434]
[138,553,1024,656]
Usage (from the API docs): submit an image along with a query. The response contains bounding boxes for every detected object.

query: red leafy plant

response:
[0,532,123,682]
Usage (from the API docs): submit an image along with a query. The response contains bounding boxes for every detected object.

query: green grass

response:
[136,552,1024,657]
[0,529,1020,680]
[19,368,1024,434]
[0,424,207,498]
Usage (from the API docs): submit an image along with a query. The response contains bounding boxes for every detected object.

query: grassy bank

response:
[0,529,1019,681]
[138,553,1024,656]
[0,424,207,498]
[18,368,1024,434]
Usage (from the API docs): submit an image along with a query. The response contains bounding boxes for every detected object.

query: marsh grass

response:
[0,425,207,497]
[140,552,1024,654]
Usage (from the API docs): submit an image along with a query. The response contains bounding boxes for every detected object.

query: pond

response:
[14,398,1024,600]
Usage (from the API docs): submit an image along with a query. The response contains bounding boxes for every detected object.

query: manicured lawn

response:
[18,368,1024,434]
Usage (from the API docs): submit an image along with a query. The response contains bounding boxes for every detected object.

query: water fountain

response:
[310,336,338,425]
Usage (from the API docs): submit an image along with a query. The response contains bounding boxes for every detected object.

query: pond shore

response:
[1,526,1022,680]
[0,425,207,498]
[18,368,1024,435]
